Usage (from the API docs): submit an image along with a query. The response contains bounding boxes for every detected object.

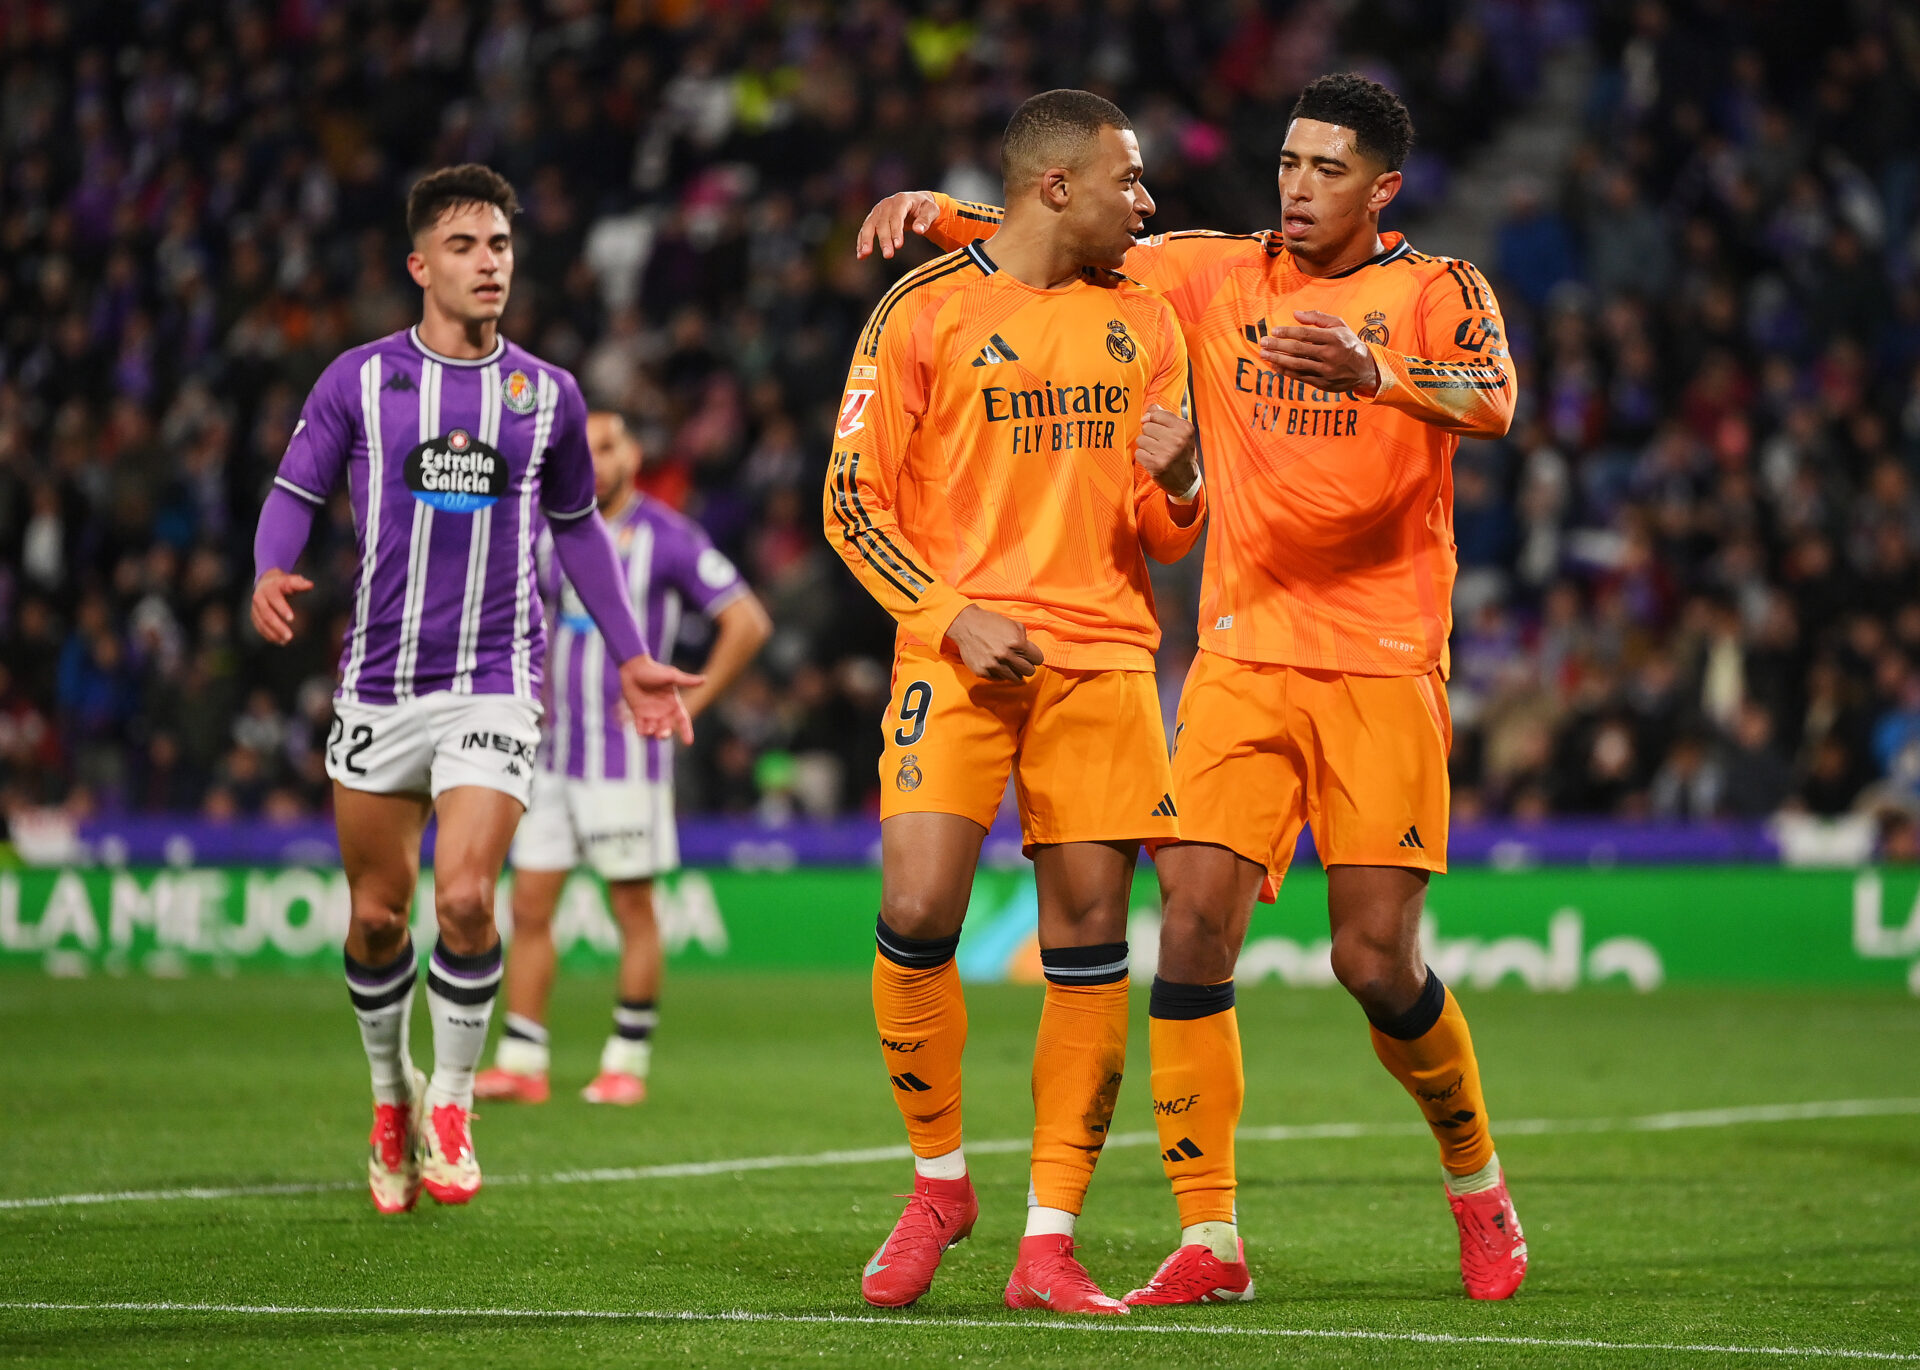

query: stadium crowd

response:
[0,0,1915,833]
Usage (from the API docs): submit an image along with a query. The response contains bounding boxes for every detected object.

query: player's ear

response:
[405,249,430,289]
[1040,165,1071,211]
[1368,170,1402,214]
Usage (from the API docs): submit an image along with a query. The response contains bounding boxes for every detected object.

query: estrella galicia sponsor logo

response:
[1105,318,1136,363]
[461,731,536,764]
[405,429,508,513]
[1359,309,1391,346]
[501,368,537,414]
[895,753,923,792]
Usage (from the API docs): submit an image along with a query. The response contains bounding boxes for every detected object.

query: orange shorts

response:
[1168,650,1450,901]
[878,643,1179,849]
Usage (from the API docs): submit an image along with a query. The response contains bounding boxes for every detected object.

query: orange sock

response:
[1028,943,1130,1214]
[1368,968,1496,1176]
[1148,978,1243,1226]
[873,918,967,1159]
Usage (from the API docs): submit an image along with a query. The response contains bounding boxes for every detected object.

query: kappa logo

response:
[381,371,417,393]
[971,333,1021,367]
[895,753,923,792]
[1359,309,1391,346]
[836,388,875,438]
[1105,319,1136,363]
[501,368,537,414]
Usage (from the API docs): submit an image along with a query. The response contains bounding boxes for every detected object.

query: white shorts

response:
[327,693,543,807]
[510,766,680,881]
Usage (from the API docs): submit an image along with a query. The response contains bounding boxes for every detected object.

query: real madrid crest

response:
[502,368,536,415]
[895,753,923,792]
[1105,319,1136,363]
[1359,310,1391,347]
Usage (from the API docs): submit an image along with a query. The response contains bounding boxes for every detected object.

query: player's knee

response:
[435,877,495,938]
[1330,929,1415,1015]
[879,888,965,941]
[1156,897,1236,981]
[350,894,412,950]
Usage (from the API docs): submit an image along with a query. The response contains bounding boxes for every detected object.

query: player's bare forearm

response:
[682,592,773,719]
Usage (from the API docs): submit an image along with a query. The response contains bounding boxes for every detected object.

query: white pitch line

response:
[2,1096,1915,1213]
[0,1301,1914,1363]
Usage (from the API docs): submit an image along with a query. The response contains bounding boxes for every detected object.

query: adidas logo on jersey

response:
[971,333,1021,366]
[1150,793,1179,818]
[1399,825,1425,849]
[1242,318,1269,344]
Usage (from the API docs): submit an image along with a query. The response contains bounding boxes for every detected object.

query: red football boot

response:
[474,1066,550,1104]
[860,1172,979,1308]
[419,1101,482,1205]
[1003,1234,1128,1315]
[1449,1171,1528,1299]
[1123,1237,1255,1306]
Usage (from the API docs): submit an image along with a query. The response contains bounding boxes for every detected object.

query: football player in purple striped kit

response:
[476,410,770,1106]
[248,165,702,1214]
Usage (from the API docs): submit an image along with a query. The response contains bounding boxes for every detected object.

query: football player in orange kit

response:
[857,73,1527,1304]
[825,89,1207,1315]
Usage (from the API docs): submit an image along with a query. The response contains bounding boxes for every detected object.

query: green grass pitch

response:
[1,970,1916,1367]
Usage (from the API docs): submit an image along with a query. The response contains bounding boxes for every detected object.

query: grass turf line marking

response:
[4,1096,1916,1213]
[1,1301,1915,1362]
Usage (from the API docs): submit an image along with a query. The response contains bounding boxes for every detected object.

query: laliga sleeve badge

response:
[1359,310,1391,346]
[502,368,537,414]
[1105,319,1137,363]
[895,753,924,792]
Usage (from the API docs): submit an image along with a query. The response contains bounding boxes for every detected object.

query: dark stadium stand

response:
[0,1,1915,843]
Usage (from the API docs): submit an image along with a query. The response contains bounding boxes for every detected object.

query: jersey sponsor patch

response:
[696,547,736,588]
[405,428,508,513]
[836,388,876,438]
[501,368,537,414]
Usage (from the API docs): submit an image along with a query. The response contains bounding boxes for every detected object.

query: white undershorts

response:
[509,765,680,881]
[327,693,543,807]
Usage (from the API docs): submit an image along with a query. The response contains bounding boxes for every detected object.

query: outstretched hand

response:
[618,655,706,745]
[1258,309,1382,395]
[855,191,942,261]
[251,568,314,646]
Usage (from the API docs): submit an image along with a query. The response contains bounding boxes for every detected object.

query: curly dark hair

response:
[404,164,522,240]
[1290,73,1415,172]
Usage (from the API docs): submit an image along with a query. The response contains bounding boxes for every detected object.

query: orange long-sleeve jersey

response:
[823,239,1204,672]
[925,196,1515,678]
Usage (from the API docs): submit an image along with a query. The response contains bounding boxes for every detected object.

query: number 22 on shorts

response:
[327,716,374,776]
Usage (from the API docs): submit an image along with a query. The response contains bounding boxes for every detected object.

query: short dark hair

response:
[1001,89,1133,190]
[1290,73,1415,172]
[405,164,521,240]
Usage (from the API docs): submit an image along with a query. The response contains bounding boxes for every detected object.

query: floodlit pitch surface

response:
[1,971,1915,1368]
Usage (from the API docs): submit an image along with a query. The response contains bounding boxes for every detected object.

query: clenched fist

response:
[1134,403,1199,500]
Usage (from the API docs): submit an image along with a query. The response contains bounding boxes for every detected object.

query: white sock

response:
[1181,1220,1240,1263]
[495,1022,549,1077]
[1024,1204,1076,1238]
[1445,1151,1502,1195]
[600,1034,652,1078]
[914,1146,967,1181]
[344,943,417,1106]
[424,939,503,1110]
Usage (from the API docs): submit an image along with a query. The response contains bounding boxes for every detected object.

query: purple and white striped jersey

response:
[540,495,746,782]
[273,327,596,706]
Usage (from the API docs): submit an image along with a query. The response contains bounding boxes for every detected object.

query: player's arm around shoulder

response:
[1365,256,1516,438]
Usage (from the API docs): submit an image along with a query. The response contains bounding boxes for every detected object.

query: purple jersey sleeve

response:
[252,484,319,580]
[663,517,748,616]
[539,372,597,524]
[274,354,357,505]
[549,512,647,663]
